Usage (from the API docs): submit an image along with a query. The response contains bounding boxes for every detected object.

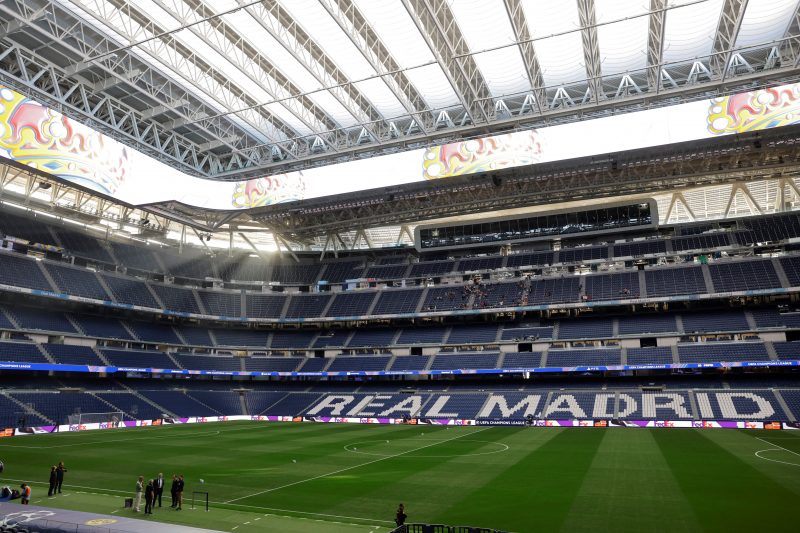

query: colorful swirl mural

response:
[231,173,306,208]
[422,130,544,180]
[708,83,800,134]
[0,86,128,195]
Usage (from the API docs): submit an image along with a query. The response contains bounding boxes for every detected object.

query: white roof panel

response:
[735,0,798,49]
[520,0,586,87]
[595,0,650,77]
[662,0,725,64]
[450,0,531,97]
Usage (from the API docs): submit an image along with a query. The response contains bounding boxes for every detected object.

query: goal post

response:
[192,491,209,512]
[67,411,125,426]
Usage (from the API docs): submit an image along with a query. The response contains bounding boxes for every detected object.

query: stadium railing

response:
[391,524,510,533]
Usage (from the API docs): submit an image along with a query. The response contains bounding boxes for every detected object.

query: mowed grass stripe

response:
[701,430,800,497]
[429,428,605,532]
[261,427,530,523]
[225,426,488,503]
[653,429,799,533]
[561,429,701,533]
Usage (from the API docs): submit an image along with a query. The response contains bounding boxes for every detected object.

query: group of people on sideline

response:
[134,473,183,514]
[47,462,68,497]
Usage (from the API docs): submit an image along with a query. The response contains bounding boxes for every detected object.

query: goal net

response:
[68,411,125,426]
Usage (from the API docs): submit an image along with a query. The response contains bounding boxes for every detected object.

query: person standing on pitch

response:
[144,479,155,515]
[134,476,143,512]
[170,474,178,508]
[175,474,184,510]
[48,466,57,497]
[19,484,31,505]
[56,462,67,494]
[395,503,407,527]
[154,473,164,507]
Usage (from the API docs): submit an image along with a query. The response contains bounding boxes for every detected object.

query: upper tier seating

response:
[101,348,178,369]
[396,326,448,345]
[212,329,268,348]
[430,352,499,370]
[530,277,580,304]
[709,260,781,292]
[676,342,770,363]
[0,341,48,363]
[584,272,639,301]
[271,264,321,285]
[5,307,77,333]
[313,329,352,348]
[389,355,430,371]
[458,256,504,272]
[0,212,59,246]
[198,290,241,317]
[284,294,331,319]
[502,352,543,368]
[270,330,317,349]
[174,354,240,371]
[644,267,707,297]
[546,348,621,367]
[422,286,468,311]
[347,328,397,348]
[160,248,216,280]
[244,356,302,372]
[559,246,608,263]
[618,314,678,335]
[125,321,182,344]
[320,261,364,283]
[506,251,553,269]
[447,324,499,344]
[409,260,455,278]
[681,311,749,333]
[0,253,52,291]
[671,233,730,252]
[43,263,109,300]
[558,318,614,339]
[626,346,674,366]
[245,293,287,319]
[149,283,201,314]
[613,239,666,257]
[325,291,376,317]
[779,256,800,286]
[372,288,423,315]
[327,355,391,372]
[109,241,162,273]
[100,274,160,308]
[176,326,214,346]
[364,264,408,280]
[43,344,104,365]
[501,326,554,341]
[51,227,113,263]
[70,314,133,340]
[474,281,525,308]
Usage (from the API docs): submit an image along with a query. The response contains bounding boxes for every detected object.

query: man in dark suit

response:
[170,474,178,508]
[144,479,154,515]
[175,474,184,511]
[154,473,164,507]
[56,462,67,493]
[47,466,57,497]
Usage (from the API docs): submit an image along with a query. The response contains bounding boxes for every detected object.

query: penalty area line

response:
[223,427,489,504]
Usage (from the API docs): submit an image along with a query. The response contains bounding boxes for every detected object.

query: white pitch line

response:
[0,477,394,525]
[755,449,800,467]
[224,427,488,504]
[756,437,800,458]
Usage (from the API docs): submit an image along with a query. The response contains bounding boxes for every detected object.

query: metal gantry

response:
[1,0,799,181]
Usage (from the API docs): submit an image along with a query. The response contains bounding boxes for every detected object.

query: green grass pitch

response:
[1,421,799,532]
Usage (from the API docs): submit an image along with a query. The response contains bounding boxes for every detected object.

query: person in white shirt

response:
[134,476,143,512]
